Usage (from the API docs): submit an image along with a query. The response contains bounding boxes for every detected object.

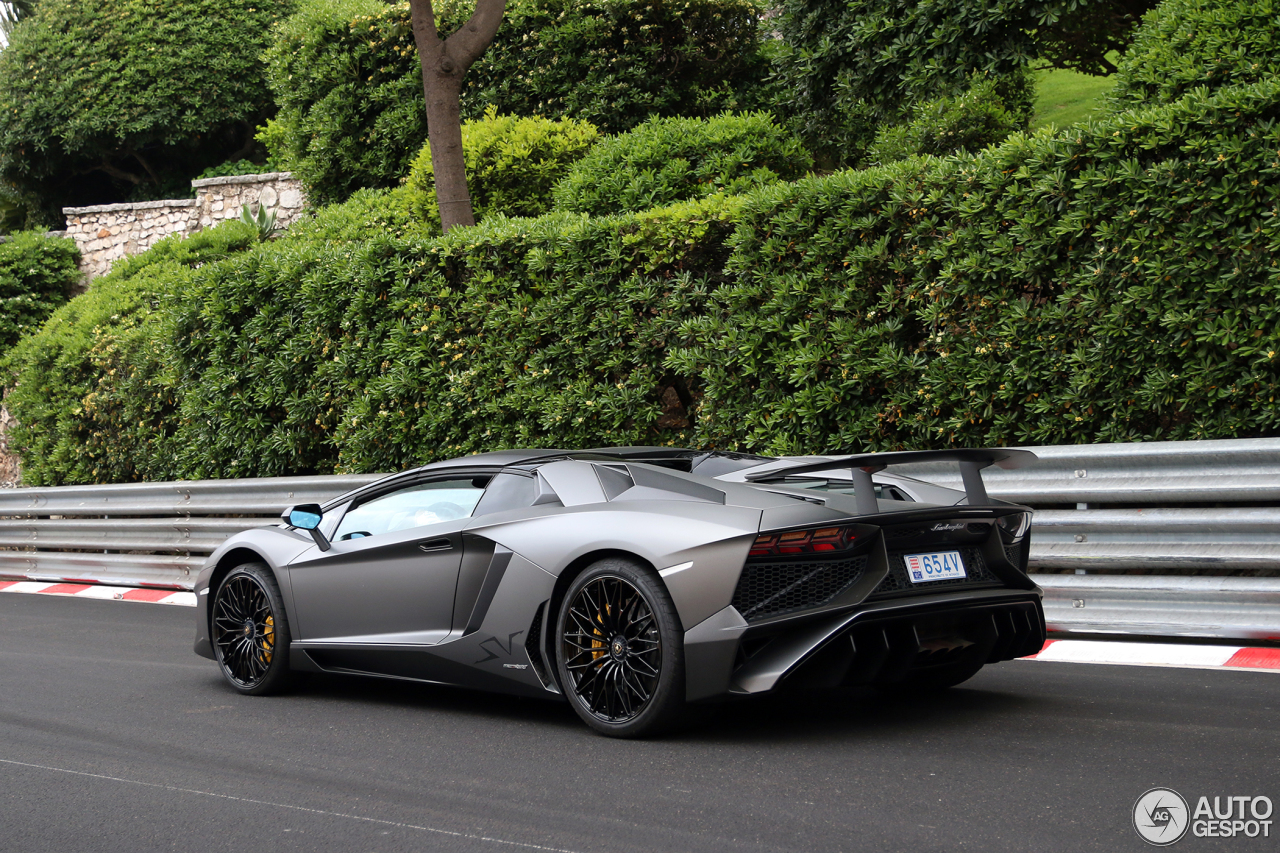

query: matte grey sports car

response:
[193,447,1046,737]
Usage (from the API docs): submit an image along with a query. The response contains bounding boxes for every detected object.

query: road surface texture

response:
[1,593,1276,852]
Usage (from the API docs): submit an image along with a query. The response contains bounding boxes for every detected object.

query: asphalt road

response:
[1,593,1277,853]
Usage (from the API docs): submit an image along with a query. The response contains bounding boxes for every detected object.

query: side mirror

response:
[282,503,331,552]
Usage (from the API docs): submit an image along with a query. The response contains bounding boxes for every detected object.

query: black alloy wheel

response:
[555,558,685,737]
[212,562,295,695]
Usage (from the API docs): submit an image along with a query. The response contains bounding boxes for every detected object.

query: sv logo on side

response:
[474,631,524,664]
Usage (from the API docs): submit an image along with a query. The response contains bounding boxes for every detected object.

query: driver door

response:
[286,476,489,645]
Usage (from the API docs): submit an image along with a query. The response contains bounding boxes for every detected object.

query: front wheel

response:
[554,558,685,738]
[211,562,296,695]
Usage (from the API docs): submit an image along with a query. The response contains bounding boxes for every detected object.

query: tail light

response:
[996,511,1032,541]
[749,525,858,558]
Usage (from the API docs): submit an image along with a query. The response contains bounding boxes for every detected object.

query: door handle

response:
[417,538,453,552]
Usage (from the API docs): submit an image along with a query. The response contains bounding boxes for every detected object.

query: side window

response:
[472,472,540,517]
[334,478,489,541]
[465,468,560,514]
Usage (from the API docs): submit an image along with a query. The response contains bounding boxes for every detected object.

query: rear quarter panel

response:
[464,501,762,630]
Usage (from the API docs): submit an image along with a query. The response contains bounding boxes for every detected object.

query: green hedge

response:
[772,0,1047,165]
[1110,0,1280,109]
[867,75,1030,166]
[406,110,599,229]
[6,78,1280,483]
[0,222,258,484]
[552,112,811,217]
[160,199,737,478]
[264,0,772,205]
[679,80,1280,452]
[0,232,81,360]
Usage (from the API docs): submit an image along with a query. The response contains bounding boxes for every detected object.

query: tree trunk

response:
[422,69,473,230]
[409,0,506,233]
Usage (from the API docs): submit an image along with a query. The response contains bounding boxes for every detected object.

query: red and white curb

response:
[0,580,195,606]
[1024,638,1280,672]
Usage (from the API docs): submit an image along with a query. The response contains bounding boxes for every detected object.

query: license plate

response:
[904,551,966,583]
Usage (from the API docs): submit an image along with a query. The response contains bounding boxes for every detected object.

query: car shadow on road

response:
[289,671,584,728]
[281,667,1043,743]
[673,682,1043,745]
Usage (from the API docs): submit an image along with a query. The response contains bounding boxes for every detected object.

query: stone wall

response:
[190,172,306,231]
[63,172,307,280]
[63,199,197,280]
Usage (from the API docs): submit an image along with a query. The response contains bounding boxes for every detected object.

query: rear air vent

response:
[732,555,868,622]
[524,603,550,688]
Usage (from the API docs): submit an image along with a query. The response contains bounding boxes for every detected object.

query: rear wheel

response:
[554,558,685,738]
[211,562,295,695]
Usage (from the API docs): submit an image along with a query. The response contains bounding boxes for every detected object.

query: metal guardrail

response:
[892,437,1280,505]
[0,474,384,588]
[1034,574,1280,641]
[0,474,384,517]
[890,437,1280,577]
[1028,508,1280,572]
[1,439,1279,640]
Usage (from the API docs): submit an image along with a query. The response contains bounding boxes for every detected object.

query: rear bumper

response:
[684,588,1044,701]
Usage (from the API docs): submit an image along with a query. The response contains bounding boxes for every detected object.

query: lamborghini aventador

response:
[193,447,1045,737]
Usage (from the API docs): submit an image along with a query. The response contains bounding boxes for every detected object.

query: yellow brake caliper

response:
[260,614,275,664]
[591,603,609,661]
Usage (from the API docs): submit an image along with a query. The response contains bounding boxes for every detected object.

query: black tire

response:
[211,562,296,695]
[554,557,685,738]
[878,658,985,695]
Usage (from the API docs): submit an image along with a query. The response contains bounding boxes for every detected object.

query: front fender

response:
[192,526,315,660]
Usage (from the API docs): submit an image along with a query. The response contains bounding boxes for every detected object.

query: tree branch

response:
[94,161,146,185]
[444,0,506,69]
[130,148,161,185]
[409,0,441,56]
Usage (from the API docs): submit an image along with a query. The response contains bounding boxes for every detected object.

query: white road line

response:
[0,758,583,853]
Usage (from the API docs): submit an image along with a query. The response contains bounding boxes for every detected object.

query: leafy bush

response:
[1109,0,1280,109]
[9,78,1280,482]
[0,232,81,358]
[158,198,739,478]
[553,112,811,217]
[772,0,1149,165]
[868,75,1030,165]
[0,222,258,484]
[678,79,1280,453]
[405,109,599,229]
[264,0,771,204]
[0,0,290,223]
[772,0,1043,164]
[283,187,429,245]
[196,159,284,181]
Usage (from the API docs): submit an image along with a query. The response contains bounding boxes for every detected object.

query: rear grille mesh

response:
[732,555,867,622]
[869,547,999,598]
[1003,544,1022,567]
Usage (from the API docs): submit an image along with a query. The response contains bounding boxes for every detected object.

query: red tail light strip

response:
[749,526,858,558]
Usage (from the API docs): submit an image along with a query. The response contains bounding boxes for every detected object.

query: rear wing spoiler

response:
[744,448,1039,515]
